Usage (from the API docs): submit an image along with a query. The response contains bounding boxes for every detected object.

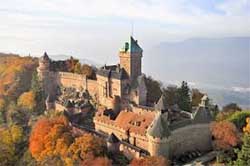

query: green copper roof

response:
[120,36,143,53]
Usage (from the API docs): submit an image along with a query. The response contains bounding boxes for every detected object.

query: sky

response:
[0,0,249,60]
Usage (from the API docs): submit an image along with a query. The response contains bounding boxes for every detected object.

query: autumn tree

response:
[227,111,250,130]
[81,156,112,166]
[29,116,73,162]
[66,56,79,73]
[74,62,82,74]
[81,64,96,79]
[191,89,204,107]
[0,124,24,165]
[0,98,5,124]
[67,133,106,164]
[162,85,178,106]
[243,117,250,133]
[0,98,5,112]
[18,91,36,111]
[130,156,169,166]
[210,121,241,150]
[223,103,242,113]
[6,102,29,126]
[145,76,162,105]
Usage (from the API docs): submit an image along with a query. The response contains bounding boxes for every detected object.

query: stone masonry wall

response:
[55,72,87,90]
[169,123,212,157]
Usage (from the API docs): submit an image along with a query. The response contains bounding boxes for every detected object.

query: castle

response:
[37,36,213,160]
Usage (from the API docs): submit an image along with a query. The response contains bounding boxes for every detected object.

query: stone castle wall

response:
[45,71,98,99]
[169,123,212,157]
[87,79,98,98]
[55,72,87,90]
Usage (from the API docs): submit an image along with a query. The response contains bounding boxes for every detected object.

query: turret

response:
[107,133,120,153]
[147,111,170,157]
[37,52,50,95]
[37,52,50,80]
[45,94,55,110]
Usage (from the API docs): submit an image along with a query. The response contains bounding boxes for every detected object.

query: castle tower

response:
[119,36,143,81]
[45,94,55,110]
[147,111,171,157]
[37,52,50,80]
[37,52,50,94]
[107,133,120,153]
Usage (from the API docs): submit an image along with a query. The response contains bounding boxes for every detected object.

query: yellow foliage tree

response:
[0,125,23,165]
[10,125,23,143]
[0,98,5,111]
[243,117,250,133]
[18,91,36,111]
[67,133,106,163]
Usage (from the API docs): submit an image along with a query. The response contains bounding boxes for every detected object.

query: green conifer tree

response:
[177,81,191,112]
[31,71,45,114]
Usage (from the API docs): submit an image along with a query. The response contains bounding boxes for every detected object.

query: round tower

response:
[107,133,120,153]
[37,52,50,80]
[111,95,121,116]
[45,94,55,110]
[147,111,171,157]
[37,52,50,95]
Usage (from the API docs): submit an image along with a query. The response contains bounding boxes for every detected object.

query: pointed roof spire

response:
[40,52,50,61]
[46,94,54,103]
[155,94,168,111]
[107,133,119,143]
[147,112,171,138]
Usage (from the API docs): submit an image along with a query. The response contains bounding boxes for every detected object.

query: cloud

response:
[232,86,250,93]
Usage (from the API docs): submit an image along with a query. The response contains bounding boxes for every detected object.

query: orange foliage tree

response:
[67,133,106,163]
[18,91,36,111]
[29,116,73,161]
[130,156,169,166]
[0,55,36,97]
[210,121,241,150]
[81,156,112,166]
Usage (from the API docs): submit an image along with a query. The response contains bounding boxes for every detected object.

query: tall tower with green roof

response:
[119,36,143,81]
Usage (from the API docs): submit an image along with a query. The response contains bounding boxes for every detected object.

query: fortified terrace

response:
[37,36,213,161]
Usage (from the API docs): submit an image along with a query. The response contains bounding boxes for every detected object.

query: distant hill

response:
[49,54,100,67]
[144,37,250,108]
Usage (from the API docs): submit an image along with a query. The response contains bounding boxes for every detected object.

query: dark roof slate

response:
[193,106,212,123]
[46,94,55,103]
[107,133,119,143]
[40,52,50,61]
[97,65,128,80]
[155,95,168,111]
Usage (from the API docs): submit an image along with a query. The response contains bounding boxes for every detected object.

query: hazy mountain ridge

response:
[144,37,250,108]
